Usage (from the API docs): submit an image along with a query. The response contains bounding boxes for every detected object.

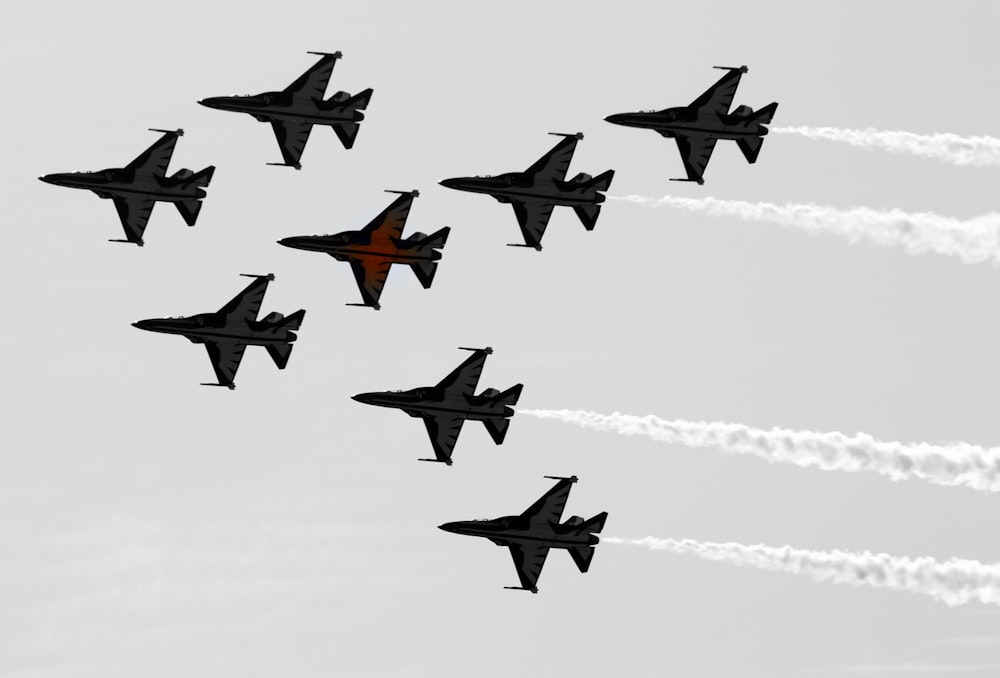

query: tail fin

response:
[280,309,306,330]
[752,102,778,125]
[495,383,523,407]
[175,199,203,226]
[483,417,511,445]
[736,136,765,163]
[586,169,615,193]
[573,203,602,231]
[568,546,596,573]
[421,226,450,249]
[345,87,373,109]
[266,342,294,369]
[187,165,215,188]
[583,511,608,534]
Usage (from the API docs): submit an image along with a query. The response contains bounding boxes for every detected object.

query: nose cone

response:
[132,318,174,333]
[39,172,75,187]
[132,319,155,331]
[198,97,228,111]
[439,177,465,191]
[438,521,463,535]
[351,392,377,405]
[604,113,629,126]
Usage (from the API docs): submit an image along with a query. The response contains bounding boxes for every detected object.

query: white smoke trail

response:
[770,126,1000,167]
[611,194,1000,266]
[517,410,1000,492]
[604,536,1000,607]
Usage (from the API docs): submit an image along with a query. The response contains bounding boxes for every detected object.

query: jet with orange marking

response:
[278,190,448,310]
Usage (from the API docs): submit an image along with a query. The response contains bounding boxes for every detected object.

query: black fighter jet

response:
[439,475,608,593]
[132,274,305,390]
[277,190,448,310]
[351,347,522,465]
[199,51,372,169]
[605,66,778,184]
[39,129,214,246]
[439,132,614,250]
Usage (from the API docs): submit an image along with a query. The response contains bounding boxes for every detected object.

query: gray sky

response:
[5,1,1000,676]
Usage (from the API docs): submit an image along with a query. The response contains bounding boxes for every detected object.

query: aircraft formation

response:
[40,52,777,593]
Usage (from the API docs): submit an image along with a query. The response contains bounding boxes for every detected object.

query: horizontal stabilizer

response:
[420,226,450,249]
[494,383,523,406]
[345,87,373,109]
[267,162,302,170]
[265,342,294,369]
[568,545,596,573]
[483,417,510,445]
[736,136,765,163]
[585,168,615,193]
[109,238,143,247]
[573,204,602,231]
[409,259,439,289]
[200,382,236,390]
[175,199,203,226]
[332,121,361,149]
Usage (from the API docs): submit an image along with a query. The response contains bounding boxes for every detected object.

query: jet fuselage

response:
[352,387,513,422]
[439,516,600,548]
[604,108,769,140]
[439,174,606,207]
[38,170,206,202]
[132,314,296,347]
[199,92,364,125]
[278,232,442,264]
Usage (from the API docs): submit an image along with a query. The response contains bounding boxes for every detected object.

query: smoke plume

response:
[518,410,1000,492]
[610,195,1000,265]
[604,536,1000,606]
[770,126,1000,167]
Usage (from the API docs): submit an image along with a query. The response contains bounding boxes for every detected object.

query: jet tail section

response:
[568,546,596,573]
[736,136,765,163]
[752,102,778,125]
[583,511,608,534]
[409,260,439,289]
[573,204,602,231]
[186,165,216,188]
[266,342,294,369]
[279,308,306,331]
[175,199,203,226]
[585,169,615,193]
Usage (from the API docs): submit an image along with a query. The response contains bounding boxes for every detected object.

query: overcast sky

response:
[5,1,1000,677]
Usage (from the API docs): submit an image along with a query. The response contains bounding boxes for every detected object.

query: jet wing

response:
[125,130,180,177]
[283,53,339,100]
[523,135,579,182]
[434,349,490,395]
[672,134,717,184]
[360,192,415,240]
[421,414,466,465]
[508,543,550,592]
[520,477,574,526]
[112,195,156,245]
[510,200,555,250]
[217,276,270,324]
[205,340,247,388]
[270,120,313,169]
[347,257,393,309]
[688,67,744,118]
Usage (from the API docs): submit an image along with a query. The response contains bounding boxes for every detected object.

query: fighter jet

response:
[439,475,608,593]
[132,274,305,389]
[199,51,372,169]
[439,132,614,250]
[604,66,778,184]
[277,190,448,310]
[39,129,214,246]
[351,347,522,465]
